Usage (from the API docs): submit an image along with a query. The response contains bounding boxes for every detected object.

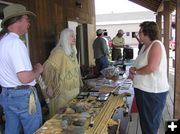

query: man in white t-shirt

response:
[0,4,43,134]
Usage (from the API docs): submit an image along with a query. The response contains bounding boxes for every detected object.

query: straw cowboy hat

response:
[1,4,36,27]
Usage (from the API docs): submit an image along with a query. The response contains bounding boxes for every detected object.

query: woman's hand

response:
[128,67,137,80]
[129,67,137,75]
[128,72,134,80]
[46,86,54,98]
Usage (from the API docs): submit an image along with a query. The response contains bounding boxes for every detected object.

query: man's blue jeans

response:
[95,56,109,74]
[0,87,42,134]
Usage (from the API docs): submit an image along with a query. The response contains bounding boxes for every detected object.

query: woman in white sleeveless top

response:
[129,21,169,134]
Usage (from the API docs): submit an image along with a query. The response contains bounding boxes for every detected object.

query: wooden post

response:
[163,1,171,75]
[174,0,180,118]
[156,12,162,41]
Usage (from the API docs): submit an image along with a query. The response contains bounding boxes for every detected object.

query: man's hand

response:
[17,63,43,84]
[33,63,43,74]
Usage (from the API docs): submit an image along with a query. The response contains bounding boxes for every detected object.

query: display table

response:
[35,77,134,134]
[85,94,125,134]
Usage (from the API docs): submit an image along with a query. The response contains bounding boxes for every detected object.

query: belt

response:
[113,48,121,50]
[5,85,32,90]
[3,85,36,114]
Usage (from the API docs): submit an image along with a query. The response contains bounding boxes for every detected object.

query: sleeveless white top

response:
[133,40,169,93]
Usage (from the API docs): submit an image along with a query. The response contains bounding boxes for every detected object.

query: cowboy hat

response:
[1,4,36,27]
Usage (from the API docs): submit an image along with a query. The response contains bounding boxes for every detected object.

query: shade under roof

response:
[128,0,176,13]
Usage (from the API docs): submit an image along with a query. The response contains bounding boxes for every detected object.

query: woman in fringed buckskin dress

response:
[43,28,83,117]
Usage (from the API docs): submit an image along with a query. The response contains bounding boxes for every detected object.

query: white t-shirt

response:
[0,32,36,87]
[133,40,169,93]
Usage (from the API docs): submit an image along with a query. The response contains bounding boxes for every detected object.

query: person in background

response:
[93,29,109,75]
[129,21,169,134]
[103,31,113,49]
[112,29,125,61]
[42,28,83,117]
[102,31,109,50]
[0,4,43,134]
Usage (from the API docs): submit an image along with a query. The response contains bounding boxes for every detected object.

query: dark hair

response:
[103,32,108,36]
[96,33,103,36]
[0,16,23,39]
[139,21,160,41]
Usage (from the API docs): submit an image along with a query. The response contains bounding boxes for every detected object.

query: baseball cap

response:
[96,29,104,35]
[118,29,124,34]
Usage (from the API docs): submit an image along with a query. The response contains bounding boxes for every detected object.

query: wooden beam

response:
[174,0,180,118]
[128,0,159,12]
[157,0,164,12]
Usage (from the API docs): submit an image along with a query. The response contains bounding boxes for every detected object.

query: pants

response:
[112,48,122,61]
[95,56,109,75]
[0,86,42,134]
[134,88,168,134]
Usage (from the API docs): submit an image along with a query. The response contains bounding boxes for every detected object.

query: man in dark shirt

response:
[93,29,109,75]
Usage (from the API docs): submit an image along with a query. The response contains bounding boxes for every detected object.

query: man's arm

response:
[112,37,124,48]
[101,38,109,55]
[17,63,43,84]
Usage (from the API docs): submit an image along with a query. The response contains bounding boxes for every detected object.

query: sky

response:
[95,0,150,14]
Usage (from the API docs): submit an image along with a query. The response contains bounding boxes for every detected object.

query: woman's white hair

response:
[56,28,77,56]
